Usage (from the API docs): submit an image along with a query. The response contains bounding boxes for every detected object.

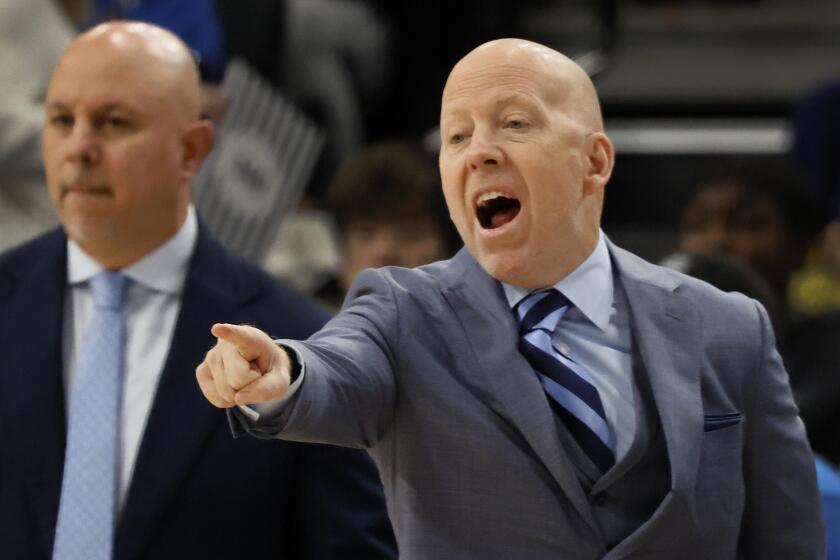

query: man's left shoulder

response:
[611,243,761,313]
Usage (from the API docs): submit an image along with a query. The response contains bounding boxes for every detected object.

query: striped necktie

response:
[516,289,615,474]
[53,272,128,560]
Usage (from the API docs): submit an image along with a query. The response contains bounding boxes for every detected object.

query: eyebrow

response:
[46,101,132,113]
[46,101,70,112]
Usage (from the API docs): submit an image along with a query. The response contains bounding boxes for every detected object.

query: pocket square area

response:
[703,412,743,432]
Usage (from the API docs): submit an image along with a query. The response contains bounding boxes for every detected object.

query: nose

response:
[65,120,100,165]
[465,130,504,171]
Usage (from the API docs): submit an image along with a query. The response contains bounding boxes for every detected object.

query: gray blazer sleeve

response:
[740,300,825,558]
[264,268,401,449]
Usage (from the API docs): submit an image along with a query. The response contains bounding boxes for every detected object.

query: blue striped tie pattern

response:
[516,289,615,474]
[53,272,128,560]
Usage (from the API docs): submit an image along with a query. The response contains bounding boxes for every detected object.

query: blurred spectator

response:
[678,160,827,316]
[788,221,840,317]
[789,79,840,316]
[0,0,76,253]
[316,140,459,308]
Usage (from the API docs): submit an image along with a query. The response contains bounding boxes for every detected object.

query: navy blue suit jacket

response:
[0,226,396,560]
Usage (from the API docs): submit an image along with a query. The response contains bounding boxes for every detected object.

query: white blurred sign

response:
[194,58,324,263]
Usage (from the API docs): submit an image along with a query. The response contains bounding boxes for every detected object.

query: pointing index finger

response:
[211,323,273,364]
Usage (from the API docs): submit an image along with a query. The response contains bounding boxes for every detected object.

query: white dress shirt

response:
[62,207,197,508]
[502,231,638,462]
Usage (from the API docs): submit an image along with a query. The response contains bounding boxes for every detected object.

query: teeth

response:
[477,191,507,206]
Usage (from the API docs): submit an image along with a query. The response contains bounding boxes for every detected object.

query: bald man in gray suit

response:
[198,39,824,559]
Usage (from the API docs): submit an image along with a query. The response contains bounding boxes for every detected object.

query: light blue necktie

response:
[517,289,616,474]
[53,272,128,560]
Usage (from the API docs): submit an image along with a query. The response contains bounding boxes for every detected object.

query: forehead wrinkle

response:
[444,83,541,110]
[445,64,543,98]
[442,68,550,122]
[444,64,572,119]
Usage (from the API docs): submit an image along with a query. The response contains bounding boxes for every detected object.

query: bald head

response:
[438,38,614,288]
[57,21,202,121]
[42,20,215,269]
[444,38,604,133]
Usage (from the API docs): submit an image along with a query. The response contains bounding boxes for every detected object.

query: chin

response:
[480,249,570,291]
[474,250,534,288]
[64,219,116,248]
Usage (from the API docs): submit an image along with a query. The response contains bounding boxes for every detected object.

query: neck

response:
[74,208,189,270]
[520,230,600,290]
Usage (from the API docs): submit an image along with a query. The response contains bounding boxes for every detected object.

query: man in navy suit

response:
[0,21,395,560]
[198,39,824,558]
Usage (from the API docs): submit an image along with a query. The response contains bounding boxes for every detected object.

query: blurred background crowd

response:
[2,0,839,549]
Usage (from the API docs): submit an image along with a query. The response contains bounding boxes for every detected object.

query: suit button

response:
[592,492,608,506]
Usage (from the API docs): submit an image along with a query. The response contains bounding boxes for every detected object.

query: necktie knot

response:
[89,272,127,310]
[517,288,570,335]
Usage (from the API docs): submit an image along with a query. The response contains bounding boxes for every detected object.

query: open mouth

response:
[476,191,521,230]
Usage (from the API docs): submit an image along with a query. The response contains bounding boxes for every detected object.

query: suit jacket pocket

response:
[703,412,742,432]
[695,415,745,530]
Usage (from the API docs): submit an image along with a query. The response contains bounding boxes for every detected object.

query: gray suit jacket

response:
[258,242,824,559]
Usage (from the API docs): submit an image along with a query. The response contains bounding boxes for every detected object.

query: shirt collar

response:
[67,205,198,295]
[502,230,614,332]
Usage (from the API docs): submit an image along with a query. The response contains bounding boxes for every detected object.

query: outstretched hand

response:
[196,323,293,408]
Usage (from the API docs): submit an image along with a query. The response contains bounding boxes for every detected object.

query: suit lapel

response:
[440,249,600,535]
[607,243,703,554]
[114,229,241,560]
[0,231,69,556]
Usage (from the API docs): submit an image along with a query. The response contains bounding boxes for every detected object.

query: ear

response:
[180,119,215,177]
[582,131,614,195]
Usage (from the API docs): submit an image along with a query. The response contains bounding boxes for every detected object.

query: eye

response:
[449,132,466,145]
[504,119,526,130]
[49,114,74,128]
[105,116,130,128]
